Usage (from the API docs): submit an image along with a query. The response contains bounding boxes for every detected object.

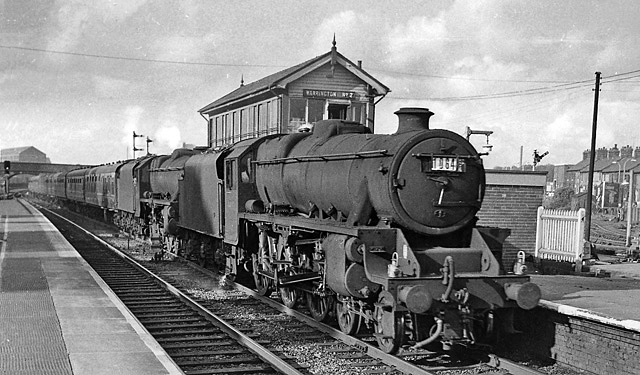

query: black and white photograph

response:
[2,1,640,374]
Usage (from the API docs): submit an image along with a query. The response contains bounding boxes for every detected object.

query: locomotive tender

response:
[29,107,541,353]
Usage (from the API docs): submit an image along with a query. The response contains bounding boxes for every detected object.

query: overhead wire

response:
[1,44,605,87]
[437,90,589,128]
[601,73,640,84]
[366,66,571,84]
[0,45,286,68]
[602,69,640,79]
[387,78,594,101]
[4,43,640,106]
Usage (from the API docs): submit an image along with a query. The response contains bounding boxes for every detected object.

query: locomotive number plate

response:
[432,157,458,171]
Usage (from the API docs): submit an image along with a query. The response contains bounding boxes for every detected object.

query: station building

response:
[1,146,49,163]
[198,40,390,148]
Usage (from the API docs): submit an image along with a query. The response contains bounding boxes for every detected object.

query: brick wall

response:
[477,170,547,270]
[508,307,640,375]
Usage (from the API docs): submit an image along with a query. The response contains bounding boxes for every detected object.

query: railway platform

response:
[531,261,640,330]
[0,199,183,375]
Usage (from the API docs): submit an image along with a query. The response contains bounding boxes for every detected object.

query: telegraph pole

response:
[626,170,634,246]
[584,72,601,250]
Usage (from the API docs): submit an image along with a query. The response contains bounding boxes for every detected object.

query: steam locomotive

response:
[29,107,541,353]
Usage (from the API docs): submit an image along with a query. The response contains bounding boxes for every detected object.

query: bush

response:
[545,187,574,209]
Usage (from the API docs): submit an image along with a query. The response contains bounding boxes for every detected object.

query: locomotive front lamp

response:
[482,141,493,153]
[466,126,494,155]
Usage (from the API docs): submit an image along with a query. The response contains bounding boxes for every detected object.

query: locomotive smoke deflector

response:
[394,107,435,134]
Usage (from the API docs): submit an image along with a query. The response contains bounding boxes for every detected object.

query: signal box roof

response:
[198,44,390,115]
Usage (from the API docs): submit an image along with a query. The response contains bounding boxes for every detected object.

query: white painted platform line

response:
[539,299,640,332]
[0,215,7,290]
[36,204,185,375]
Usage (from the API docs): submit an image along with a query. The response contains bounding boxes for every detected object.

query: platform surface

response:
[0,199,184,375]
[531,260,640,331]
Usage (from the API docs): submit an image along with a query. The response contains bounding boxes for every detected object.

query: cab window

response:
[225,160,236,190]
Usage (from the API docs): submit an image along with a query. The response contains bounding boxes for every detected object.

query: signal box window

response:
[289,98,306,132]
[258,104,268,136]
[224,114,231,145]
[233,111,240,143]
[240,108,251,140]
[217,117,223,146]
[328,103,348,120]
[269,100,279,133]
[308,99,324,123]
[350,103,364,123]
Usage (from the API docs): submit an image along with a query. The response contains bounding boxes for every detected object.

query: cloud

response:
[46,3,90,62]
[595,43,625,69]
[544,113,582,148]
[93,75,130,98]
[386,14,448,68]
[121,105,144,148]
[45,0,149,64]
[599,100,640,149]
[151,32,222,63]
[312,10,359,48]
[310,10,386,59]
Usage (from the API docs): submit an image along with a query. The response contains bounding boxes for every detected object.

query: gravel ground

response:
[97,231,385,375]
[105,235,585,375]
[46,204,587,375]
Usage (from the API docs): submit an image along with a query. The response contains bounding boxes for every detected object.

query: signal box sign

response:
[303,89,356,99]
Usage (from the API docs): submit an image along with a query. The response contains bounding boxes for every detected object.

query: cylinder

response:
[504,282,541,310]
[344,263,380,298]
[397,284,432,314]
[344,237,364,263]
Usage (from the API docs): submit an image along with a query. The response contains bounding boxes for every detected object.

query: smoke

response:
[121,105,144,151]
[154,126,182,152]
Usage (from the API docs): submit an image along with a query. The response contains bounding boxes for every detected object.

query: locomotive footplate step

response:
[0,199,184,375]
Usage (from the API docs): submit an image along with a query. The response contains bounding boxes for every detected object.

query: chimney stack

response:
[608,144,620,159]
[394,107,434,133]
[621,145,634,158]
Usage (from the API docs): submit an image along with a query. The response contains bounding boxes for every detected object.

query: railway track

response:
[43,208,304,375]
[591,220,632,250]
[39,203,551,375]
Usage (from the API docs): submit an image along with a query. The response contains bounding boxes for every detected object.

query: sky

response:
[2,0,640,168]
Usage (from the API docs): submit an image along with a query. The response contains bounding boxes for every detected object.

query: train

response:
[29,107,541,354]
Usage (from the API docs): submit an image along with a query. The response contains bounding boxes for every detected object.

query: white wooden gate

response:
[535,207,586,270]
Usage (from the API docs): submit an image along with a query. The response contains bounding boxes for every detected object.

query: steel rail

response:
[39,202,547,375]
[177,257,547,375]
[487,355,549,375]
[179,259,440,375]
[41,206,305,375]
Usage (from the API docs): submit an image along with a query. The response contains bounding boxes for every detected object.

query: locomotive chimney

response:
[394,107,434,133]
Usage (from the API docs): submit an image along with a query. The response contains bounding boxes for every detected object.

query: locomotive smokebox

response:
[395,107,434,133]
